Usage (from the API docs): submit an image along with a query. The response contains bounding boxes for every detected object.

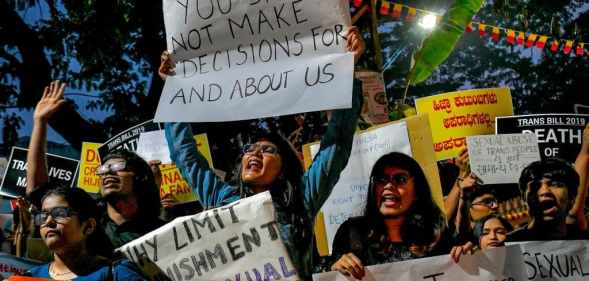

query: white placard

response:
[310,122,411,255]
[155,0,354,122]
[467,133,541,184]
[118,192,299,281]
[136,130,172,164]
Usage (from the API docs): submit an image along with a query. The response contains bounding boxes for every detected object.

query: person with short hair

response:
[508,158,588,241]
[329,152,445,280]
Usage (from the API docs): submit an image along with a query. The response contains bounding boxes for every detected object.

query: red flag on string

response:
[563,40,573,55]
[536,36,548,49]
[577,43,585,56]
[506,29,515,45]
[406,7,417,22]
[478,23,486,36]
[352,0,363,8]
[526,34,538,48]
[517,32,525,45]
[465,22,473,32]
[491,27,501,42]
[392,4,402,19]
[380,1,390,15]
[550,40,559,52]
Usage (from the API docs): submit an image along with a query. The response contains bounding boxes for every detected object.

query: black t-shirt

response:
[507,223,589,242]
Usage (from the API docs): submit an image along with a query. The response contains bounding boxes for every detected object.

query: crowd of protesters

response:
[2,25,589,281]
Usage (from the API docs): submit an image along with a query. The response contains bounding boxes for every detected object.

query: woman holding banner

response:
[329,152,445,280]
[161,27,365,280]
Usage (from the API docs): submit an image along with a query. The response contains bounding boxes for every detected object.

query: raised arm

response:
[164,123,239,208]
[444,149,474,219]
[302,27,365,215]
[570,124,589,229]
[26,81,67,197]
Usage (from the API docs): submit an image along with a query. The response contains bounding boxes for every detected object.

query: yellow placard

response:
[77,142,101,193]
[159,164,197,203]
[194,134,214,169]
[305,115,444,256]
[415,88,514,160]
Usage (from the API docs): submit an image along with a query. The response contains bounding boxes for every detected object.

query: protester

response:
[454,184,499,243]
[26,81,164,249]
[508,158,588,241]
[329,152,445,280]
[160,27,365,280]
[450,214,512,262]
[22,186,146,280]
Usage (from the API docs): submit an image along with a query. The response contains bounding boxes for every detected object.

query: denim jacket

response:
[164,81,362,280]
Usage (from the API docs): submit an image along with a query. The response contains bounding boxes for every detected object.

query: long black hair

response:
[102,149,161,220]
[41,186,114,258]
[364,152,444,246]
[472,214,513,246]
[233,127,304,209]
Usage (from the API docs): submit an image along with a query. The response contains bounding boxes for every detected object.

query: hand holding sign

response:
[158,51,175,80]
[346,27,365,64]
[34,81,67,122]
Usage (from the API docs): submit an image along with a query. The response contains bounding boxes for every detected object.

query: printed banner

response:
[467,134,541,184]
[97,120,161,161]
[0,147,79,198]
[354,71,389,125]
[415,88,514,160]
[314,240,589,281]
[77,142,102,193]
[496,114,589,162]
[305,121,413,255]
[0,254,43,279]
[118,192,299,281]
[154,0,354,122]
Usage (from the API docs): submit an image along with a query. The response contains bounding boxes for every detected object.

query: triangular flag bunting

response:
[550,40,559,52]
[478,23,486,36]
[517,32,525,45]
[506,29,515,45]
[380,1,390,15]
[536,36,548,49]
[491,27,501,42]
[392,4,402,19]
[526,34,538,48]
[577,43,585,56]
[406,7,417,22]
[466,22,473,32]
[352,0,363,8]
[563,40,573,55]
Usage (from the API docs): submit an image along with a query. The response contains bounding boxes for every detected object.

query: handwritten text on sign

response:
[415,88,514,160]
[467,134,541,184]
[118,192,299,281]
[155,0,354,122]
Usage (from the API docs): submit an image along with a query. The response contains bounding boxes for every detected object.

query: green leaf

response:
[408,0,484,85]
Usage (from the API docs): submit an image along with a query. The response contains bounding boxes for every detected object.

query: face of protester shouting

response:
[37,194,93,254]
[527,177,570,224]
[374,166,416,218]
[97,158,136,200]
[469,194,499,222]
[241,140,283,191]
[479,218,508,250]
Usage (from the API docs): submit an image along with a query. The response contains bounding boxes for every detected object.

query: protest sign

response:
[354,71,389,125]
[118,192,299,281]
[314,240,589,281]
[467,134,541,184]
[159,164,197,203]
[313,244,526,281]
[0,147,79,198]
[0,254,43,279]
[303,115,443,255]
[496,114,589,162]
[77,142,101,193]
[574,104,589,114]
[136,130,172,164]
[155,0,354,122]
[415,88,514,160]
[97,120,161,161]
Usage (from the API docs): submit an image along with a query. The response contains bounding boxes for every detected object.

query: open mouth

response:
[538,200,558,216]
[381,194,401,208]
[102,176,120,188]
[246,158,262,170]
[45,230,60,239]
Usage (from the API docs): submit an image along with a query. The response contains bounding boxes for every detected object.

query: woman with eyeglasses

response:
[160,27,365,280]
[329,152,445,280]
[22,186,146,280]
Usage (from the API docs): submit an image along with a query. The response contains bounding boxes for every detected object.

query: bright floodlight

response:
[419,14,437,29]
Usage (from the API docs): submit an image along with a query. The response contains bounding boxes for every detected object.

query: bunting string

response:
[351,0,589,57]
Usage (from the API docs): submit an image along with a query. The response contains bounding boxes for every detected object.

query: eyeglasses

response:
[33,207,78,227]
[242,143,279,155]
[96,160,127,176]
[373,173,413,187]
[471,198,498,208]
